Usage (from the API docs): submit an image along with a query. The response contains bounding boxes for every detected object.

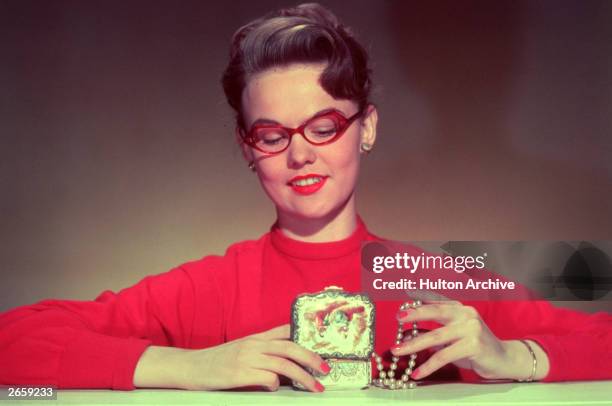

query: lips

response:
[288,174,328,195]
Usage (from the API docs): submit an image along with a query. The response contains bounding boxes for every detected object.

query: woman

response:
[1,3,611,393]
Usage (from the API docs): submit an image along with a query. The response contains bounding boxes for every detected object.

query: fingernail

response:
[320,361,331,374]
[314,381,325,392]
[391,344,403,354]
[411,369,421,379]
[397,309,411,320]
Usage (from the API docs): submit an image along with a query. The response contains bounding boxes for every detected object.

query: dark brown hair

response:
[221,3,371,128]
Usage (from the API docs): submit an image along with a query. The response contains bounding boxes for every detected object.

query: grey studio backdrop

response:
[1,0,611,313]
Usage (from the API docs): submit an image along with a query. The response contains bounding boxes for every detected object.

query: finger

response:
[397,303,458,325]
[263,339,330,375]
[411,339,472,380]
[397,303,477,324]
[391,324,463,356]
[237,369,281,391]
[254,354,324,393]
[251,324,290,340]
[408,290,456,304]
[420,299,463,306]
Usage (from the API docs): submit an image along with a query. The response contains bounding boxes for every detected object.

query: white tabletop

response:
[17,381,611,406]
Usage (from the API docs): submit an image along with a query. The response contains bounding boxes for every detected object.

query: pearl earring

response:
[361,142,373,153]
[248,161,256,172]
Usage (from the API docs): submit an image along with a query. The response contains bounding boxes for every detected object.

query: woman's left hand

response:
[392,300,523,380]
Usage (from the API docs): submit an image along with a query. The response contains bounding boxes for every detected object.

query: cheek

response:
[335,151,360,175]
[257,159,282,180]
[332,135,361,177]
[255,158,287,196]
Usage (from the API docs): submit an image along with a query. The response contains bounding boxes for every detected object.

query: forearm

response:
[0,307,151,389]
[133,346,192,389]
[502,340,550,381]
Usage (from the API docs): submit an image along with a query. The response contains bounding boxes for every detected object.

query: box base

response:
[292,359,371,391]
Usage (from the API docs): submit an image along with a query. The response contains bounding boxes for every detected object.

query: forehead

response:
[241,63,355,127]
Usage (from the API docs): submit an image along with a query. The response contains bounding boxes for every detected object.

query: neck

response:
[276,194,358,243]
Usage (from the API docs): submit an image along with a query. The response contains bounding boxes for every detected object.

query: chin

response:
[276,189,354,222]
[291,207,333,221]
[291,200,348,222]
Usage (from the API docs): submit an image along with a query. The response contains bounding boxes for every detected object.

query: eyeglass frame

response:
[239,108,365,155]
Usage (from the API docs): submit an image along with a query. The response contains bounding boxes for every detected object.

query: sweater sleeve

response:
[482,300,612,382]
[0,266,198,390]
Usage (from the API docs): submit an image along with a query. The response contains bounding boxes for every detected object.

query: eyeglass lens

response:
[253,115,343,153]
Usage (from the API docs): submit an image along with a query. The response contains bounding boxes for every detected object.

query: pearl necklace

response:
[371,300,422,390]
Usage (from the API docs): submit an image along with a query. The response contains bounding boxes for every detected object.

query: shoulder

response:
[169,233,271,314]
[177,232,270,278]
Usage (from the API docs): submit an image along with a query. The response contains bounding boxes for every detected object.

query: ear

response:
[359,104,378,151]
[236,126,255,164]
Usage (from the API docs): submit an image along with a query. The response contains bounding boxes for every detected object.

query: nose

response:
[286,132,316,169]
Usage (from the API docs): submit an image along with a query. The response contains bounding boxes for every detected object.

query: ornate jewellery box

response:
[290,286,375,390]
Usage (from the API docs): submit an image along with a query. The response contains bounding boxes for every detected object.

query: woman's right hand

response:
[134,324,329,392]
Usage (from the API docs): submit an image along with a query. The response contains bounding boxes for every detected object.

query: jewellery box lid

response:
[290,286,375,360]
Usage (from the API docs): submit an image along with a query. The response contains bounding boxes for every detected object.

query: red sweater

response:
[1,219,611,389]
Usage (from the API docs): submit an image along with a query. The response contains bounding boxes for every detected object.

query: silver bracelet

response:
[517,339,537,382]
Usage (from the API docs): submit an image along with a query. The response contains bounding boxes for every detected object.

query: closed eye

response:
[262,138,284,145]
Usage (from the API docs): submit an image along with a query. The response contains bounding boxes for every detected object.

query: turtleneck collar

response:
[269,216,371,260]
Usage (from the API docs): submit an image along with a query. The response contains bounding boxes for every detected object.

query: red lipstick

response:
[288,174,328,195]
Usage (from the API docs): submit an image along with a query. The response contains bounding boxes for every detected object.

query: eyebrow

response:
[250,108,346,128]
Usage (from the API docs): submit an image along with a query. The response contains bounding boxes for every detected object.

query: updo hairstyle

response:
[221,3,372,129]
